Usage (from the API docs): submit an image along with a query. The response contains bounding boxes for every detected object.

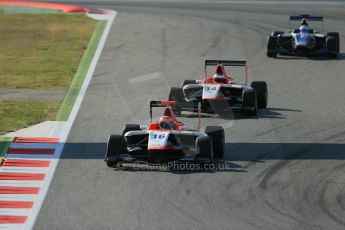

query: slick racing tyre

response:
[168,87,185,115]
[168,87,185,102]
[326,36,339,59]
[327,32,339,42]
[182,80,197,88]
[267,36,278,58]
[205,126,224,159]
[250,81,268,109]
[106,134,124,168]
[271,31,284,36]
[122,124,141,136]
[195,136,213,164]
[242,89,257,116]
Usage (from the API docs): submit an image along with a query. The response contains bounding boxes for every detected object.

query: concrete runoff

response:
[34,1,345,230]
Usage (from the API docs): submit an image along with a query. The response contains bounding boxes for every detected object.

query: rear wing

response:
[204,59,248,85]
[289,14,324,32]
[289,15,323,21]
[205,60,246,67]
[150,100,202,131]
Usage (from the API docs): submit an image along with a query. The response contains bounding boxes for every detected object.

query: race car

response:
[105,100,224,169]
[267,14,340,58]
[168,60,267,116]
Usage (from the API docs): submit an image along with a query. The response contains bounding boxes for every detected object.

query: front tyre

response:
[242,89,257,116]
[122,124,141,136]
[267,35,278,58]
[195,136,213,164]
[250,81,268,109]
[326,36,339,58]
[327,32,340,53]
[205,126,224,159]
[327,32,339,41]
[271,31,284,36]
[182,80,197,88]
[105,134,124,168]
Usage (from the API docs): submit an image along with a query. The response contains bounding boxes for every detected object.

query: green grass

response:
[0,12,105,134]
[0,13,98,89]
[56,21,107,121]
[0,137,13,162]
[0,100,60,135]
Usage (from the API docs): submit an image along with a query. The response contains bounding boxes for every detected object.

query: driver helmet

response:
[301,19,308,26]
[216,65,224,74]
[159,116,174,130]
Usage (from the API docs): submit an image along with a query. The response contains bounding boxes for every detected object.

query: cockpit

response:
[159,116,175,130]
[213,74,226,83]
[160,121,174,130]
[300,25,313,34]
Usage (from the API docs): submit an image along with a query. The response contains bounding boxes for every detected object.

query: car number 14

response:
[203,84,221,98]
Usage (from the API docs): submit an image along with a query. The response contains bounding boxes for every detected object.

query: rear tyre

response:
[267,36,278,58]
[122,124,141,136]
[168,87,185,115]
[195,136,213,164]
[105,134,124,168]
[242,89,257,116]
[182,80,197,88]
[205,126,224,159]
[250,81,268,109]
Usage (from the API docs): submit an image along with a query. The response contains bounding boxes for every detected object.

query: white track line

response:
[0,181,42,188]
[9,143,58,149]
[0,209,32,215]
[0,195,37,202]
[5,155,56,160]
[0,224,25,230]
[24,11,117,230]
[0,167,47,174]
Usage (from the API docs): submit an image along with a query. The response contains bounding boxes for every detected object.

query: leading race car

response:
[168,60,268,116]
[267,14,340,58]
[105,100,224,169]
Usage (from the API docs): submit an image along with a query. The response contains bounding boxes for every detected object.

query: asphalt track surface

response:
[34,1,345,229]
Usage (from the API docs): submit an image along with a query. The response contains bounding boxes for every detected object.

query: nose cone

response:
[295,34,309,47]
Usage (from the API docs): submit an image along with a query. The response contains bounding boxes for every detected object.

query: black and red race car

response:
[105,101,224,169]
[168,60,268,116]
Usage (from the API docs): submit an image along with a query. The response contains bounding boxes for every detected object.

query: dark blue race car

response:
[267,15,340,58]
